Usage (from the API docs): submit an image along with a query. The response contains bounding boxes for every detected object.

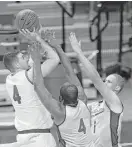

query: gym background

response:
[0,1,132,147]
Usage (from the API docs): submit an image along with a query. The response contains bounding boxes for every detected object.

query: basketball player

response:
[30,34,96,147]
[3,31,59,147]
[69,32,124,147]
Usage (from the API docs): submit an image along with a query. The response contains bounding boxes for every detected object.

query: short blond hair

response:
[111,73,125,93]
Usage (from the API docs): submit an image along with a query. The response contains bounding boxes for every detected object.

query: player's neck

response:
[12,68,23,75]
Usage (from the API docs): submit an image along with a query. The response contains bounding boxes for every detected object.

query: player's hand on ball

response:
[69,32,82,54]
[20,28,41,42]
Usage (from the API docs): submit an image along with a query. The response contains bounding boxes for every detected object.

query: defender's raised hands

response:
[39,27,55,43]
[39,28,59,48]
[69,32,82,54]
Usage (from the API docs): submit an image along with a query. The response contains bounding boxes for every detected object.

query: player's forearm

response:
[34,60,52,102]
[39,41,60,77]
[35,82,52,102]
[40,49,59,78]
[34,74,55,115]
[54,45,87,104]
[41,57,59,77]
[39,38,59,61]
[34,59,44,87]
[53,45,82,87]
[77,52,101,82]
[54,45,74,76]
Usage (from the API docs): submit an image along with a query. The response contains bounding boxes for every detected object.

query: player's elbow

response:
[118,102,124,113]
[108,101,124,114]
[114,104,124,114]
[51,51,60,65]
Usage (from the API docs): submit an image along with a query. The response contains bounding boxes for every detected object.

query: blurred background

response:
[0,1,132,146]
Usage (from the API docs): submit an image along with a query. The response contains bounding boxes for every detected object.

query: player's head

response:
[104,73,125,94]
[59,82,78,107]
[3,50,30,73]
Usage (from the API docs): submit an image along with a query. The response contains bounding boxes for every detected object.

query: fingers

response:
[19,29,30,39]
[25,27,36,34]
[33,27,36,33]
[29,43,40,59]
[78,40,81,47]
[28,44,34,53]
[19,29,26,36]
[70,32,75,39]
[87,50,99,60]
[69,32,77,42]
[20,28,36,37]
[40,28,55,43]
[94,50,99,54]
[24,29,30,34]
[69,33,72,42]
[91,50,99,56]
[53,31,55,38]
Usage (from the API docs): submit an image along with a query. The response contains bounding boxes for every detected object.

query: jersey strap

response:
[25,70,33,85]
[110,110,121,146]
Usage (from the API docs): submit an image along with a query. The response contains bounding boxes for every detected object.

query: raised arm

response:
[48,37,87,105]
[20,29,60,82]
[29,42,65,125]
[69,32,123,113]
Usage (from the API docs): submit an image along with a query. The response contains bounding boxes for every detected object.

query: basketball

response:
[15,9,40,32]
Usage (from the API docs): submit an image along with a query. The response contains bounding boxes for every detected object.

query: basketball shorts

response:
[16,133,56,147]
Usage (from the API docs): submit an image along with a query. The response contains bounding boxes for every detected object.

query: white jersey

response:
[6,70,53,131]
[87,100,122,147]
[59,100,94,147]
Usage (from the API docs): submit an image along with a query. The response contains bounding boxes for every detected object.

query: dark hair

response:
[3,51,19,72]
[60,82,78,106]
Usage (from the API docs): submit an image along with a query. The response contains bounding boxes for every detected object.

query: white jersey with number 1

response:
[87,100,123,147]
[6,70,53,131]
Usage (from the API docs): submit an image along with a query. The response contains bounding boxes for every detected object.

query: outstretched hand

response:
[39,27,55,42]
[88,50,99,60]
[69,32,82,54]
[39,28,59,48]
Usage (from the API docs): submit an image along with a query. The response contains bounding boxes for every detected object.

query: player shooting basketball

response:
[69,32,125,147]
[3,27,59,146]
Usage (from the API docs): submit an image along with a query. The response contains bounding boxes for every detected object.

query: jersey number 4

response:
[78,118,86,134]
[13,85,21,104]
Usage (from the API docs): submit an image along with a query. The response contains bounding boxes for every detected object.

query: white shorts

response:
[17,133,56,147]
[0,141,34,147]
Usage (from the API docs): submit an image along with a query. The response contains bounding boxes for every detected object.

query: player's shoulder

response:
[6,70,26,84]
[105,103,124,115]
[52,103,66,126]
[78,99,87,106]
